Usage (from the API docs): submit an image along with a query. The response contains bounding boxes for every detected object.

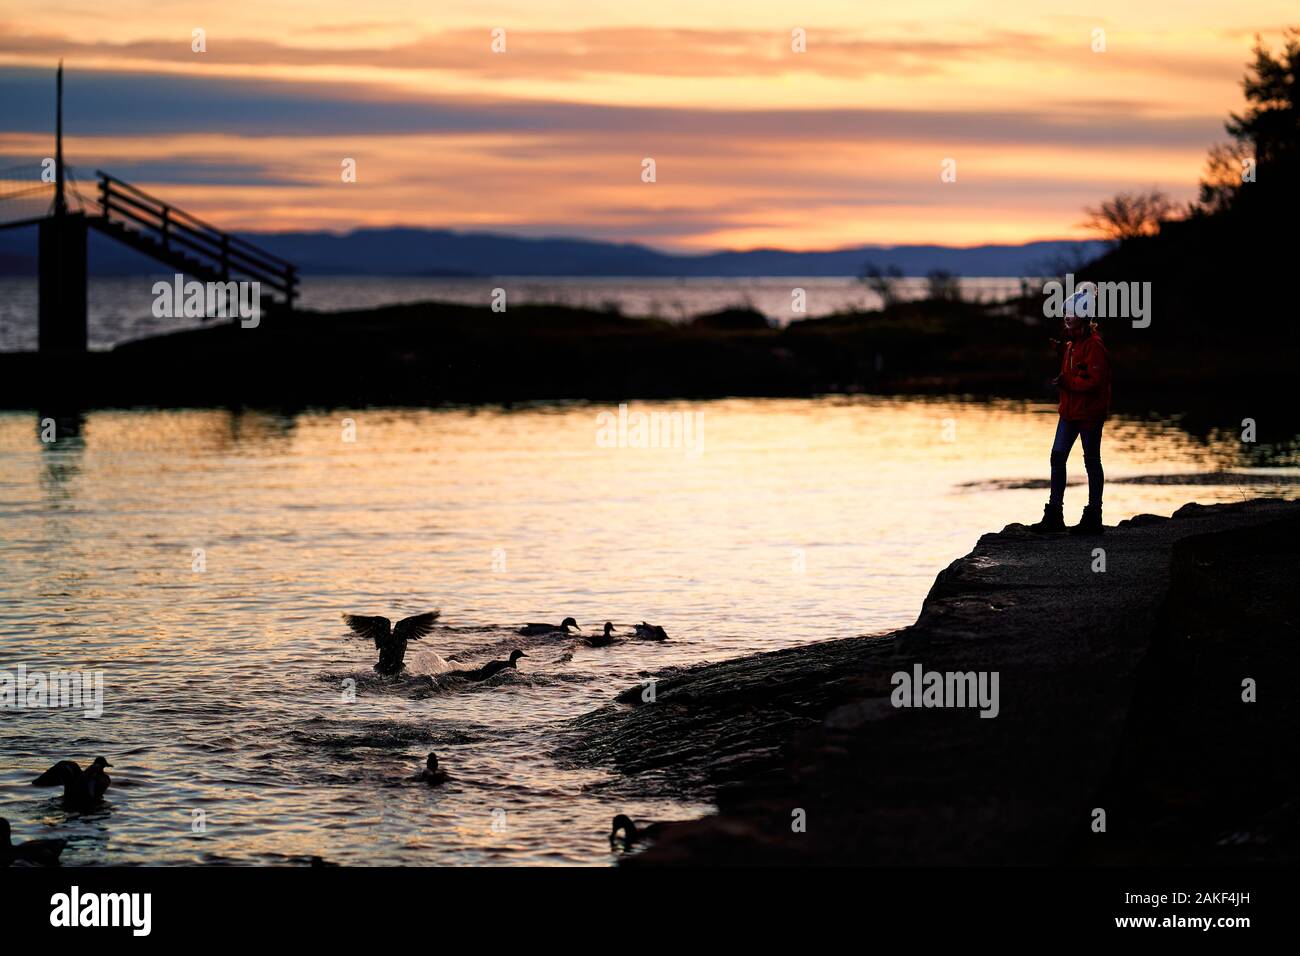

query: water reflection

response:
[0,397,1296,866]
[36,409,85,505]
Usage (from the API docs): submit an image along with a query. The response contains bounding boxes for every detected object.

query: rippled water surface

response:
[1,398,1295,865]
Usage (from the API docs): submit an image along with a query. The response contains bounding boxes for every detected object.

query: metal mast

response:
[54,59,66,216]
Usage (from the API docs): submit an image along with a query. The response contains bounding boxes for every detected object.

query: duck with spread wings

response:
[342,611,440,676]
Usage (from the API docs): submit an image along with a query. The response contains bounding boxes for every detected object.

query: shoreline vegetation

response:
[0,291,1292,425]
[560,498,1300,865]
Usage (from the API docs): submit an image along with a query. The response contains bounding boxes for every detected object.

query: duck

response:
[0,818,67,867]
[31,756,112,810]
[632,621,669,641]
[414,752,448,786]
[343,610,440,676]
[609,813,688,847]
[449,649,527,682]
[583,622,618,647]
[519,617,580,636]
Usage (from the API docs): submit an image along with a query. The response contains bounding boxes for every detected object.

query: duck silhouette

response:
[519,617,580,636]
[414,752,449,786]
[632,622,669,641]
[609,813,688,847]
[584,622,618,647]
[343,610,440,675]
[447,649,527,682]
[31,757,112,810]
[0,818,67,867]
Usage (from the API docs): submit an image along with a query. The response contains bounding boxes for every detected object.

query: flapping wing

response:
[31,760,80,786]
[342,614,391,647]
[394,610,440,643]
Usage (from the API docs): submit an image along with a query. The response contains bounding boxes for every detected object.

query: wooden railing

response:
[95,171,297,306]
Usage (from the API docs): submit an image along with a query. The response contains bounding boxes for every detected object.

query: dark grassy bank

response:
[558,498,1300,865]
[0,295,1293,416]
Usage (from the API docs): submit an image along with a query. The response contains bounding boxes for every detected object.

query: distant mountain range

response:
[0,225,1105,277]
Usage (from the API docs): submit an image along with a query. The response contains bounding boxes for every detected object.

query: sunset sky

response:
[0,1,1293,250]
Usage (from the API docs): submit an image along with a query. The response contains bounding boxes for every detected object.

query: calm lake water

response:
[0,275,1030,351]
[1,397,1296,865]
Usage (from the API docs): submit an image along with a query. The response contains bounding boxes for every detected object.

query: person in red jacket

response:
[1031,286,1111,535]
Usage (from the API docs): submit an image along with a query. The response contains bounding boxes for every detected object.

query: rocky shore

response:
[560,499,1300,865]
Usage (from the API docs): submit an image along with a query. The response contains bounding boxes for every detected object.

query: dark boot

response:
[1030,502,1066,534]
[1069,504,1104,536]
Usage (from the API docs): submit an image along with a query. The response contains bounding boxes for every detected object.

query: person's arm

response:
[1062,341,1107,392]
[1049,339,1067,387]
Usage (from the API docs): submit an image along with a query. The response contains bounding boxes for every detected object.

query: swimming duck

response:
[519,617,580,636]
[0,818,67,867]
[343,610,440,676]
[450,649,527,682]
[415,752,448,786]
[632,621,669,641]
[609,813,687,847]
[584,622,618,647]
[31,757,112,810]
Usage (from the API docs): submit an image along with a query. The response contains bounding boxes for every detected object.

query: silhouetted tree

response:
[860,262,904,307]
[1076,27,1300,353]
[1199,28,1300,214]
[1081,190,1175,241]
[1198,141,1255,214]
[925,270,961,302]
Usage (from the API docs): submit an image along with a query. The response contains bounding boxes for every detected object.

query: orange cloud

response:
[0,6,1288,246]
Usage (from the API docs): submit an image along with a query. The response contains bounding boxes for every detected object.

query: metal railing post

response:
[81,172,299,304]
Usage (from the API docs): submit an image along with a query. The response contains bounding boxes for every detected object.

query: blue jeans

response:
[1049,417,1104,507]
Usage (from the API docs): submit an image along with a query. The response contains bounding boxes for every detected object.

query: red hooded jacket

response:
[1058,330,1111,424]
